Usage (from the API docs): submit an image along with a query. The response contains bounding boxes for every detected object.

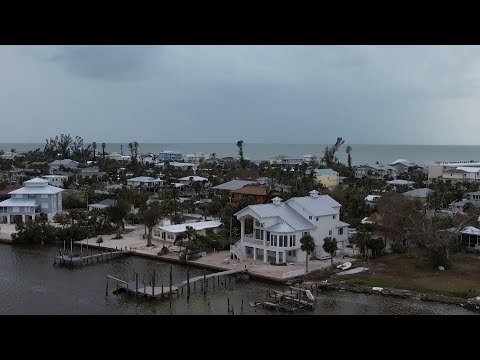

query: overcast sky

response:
[1,45,479,145]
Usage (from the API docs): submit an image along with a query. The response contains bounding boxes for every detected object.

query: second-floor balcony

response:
[242,233,299,250]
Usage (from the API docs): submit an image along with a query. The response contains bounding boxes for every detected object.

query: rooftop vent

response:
[272,197,282,205]
[309,190,319,198]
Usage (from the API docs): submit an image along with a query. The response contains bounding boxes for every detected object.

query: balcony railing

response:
[243,234,299,250]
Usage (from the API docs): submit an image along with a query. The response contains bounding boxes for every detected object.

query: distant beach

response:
[1,142,479,166]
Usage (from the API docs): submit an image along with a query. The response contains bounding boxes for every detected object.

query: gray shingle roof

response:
[403,188,432,198]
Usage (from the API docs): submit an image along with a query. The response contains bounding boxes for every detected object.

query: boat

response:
[336,262,352,271]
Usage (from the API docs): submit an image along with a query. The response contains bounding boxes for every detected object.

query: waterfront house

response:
[41,175,68,188]
[88,199,117,211]
[441,167,480,183]
[49,159,79,174]
[159,150,183,162]
[232,190,350,264]
[183,153,213,164]
[314,169,339,188]
[427,161,480,181]
[0,177,63,224]
[153,220,222,242]
[449,200,467,215]
[230,185,271,207]
[9,168,38,182]
[126,176,163,190]
[139,153,158,165]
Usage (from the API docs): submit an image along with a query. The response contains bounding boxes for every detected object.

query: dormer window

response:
[332,215,336,219]
[309,216,312,220]
[316,217,319,221]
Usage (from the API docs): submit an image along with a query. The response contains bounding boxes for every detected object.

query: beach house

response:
[42,175,68,188]
[159,150,183,162]
[231,190,349,264]
[154,220,222,242]
[0,177,63,224]
[126,176,163,190]
[49,159,79,174]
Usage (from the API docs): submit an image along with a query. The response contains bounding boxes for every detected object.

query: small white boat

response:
[337,262,352,271]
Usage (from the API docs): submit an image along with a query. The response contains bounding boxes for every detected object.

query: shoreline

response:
[69,241,296,285]
[303,279,480,313]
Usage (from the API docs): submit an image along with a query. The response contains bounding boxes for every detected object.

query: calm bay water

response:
[2,143,480,166]
[0,244,474,315]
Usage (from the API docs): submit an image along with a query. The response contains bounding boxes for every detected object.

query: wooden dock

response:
[55,248,129,267]
[106,266,249,303]
[259,286,315,312]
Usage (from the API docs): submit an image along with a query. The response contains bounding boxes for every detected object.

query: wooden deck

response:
[55,249,129,267]
[115,282,179,298]
[174,268,248,288]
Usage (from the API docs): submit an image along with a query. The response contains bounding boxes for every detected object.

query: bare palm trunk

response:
[330,253,334,268]
[117,222,121,239]
[305,252,309,273]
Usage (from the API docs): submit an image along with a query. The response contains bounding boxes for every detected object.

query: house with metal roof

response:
[88,199,117,211]
[232,190,349,265]
[49,159,79,174]
[212,180,258,192]
[153,220,222,242]
[126,176,163,190]
[403,188,433,199]
[0,177,64,224]
[355,163,398,180]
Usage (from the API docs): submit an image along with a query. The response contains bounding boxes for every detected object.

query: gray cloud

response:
[1,45,480,145]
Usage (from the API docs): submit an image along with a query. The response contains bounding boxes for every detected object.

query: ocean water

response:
[1,143,480,166]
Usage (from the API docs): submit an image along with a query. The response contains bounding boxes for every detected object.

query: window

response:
[284,236,287,247]
[309,216,312,220]
[303,232,309,237]
[278,236,283,247]
[338,228,344,235]
[329,230,332,236]
[41,203,49,209]
[316,217,319,221]
[255,219,260,227]
[255,229,261,239]
[332,215,336,219]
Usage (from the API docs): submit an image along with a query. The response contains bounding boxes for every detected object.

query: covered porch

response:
[462,226,480,250]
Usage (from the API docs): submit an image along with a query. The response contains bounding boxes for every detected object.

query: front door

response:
[266,231,270,246]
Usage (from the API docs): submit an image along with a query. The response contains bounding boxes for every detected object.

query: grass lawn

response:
[338,250,480,299]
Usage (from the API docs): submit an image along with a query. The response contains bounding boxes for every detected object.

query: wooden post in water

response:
[227,297,230,313]
[203,272,206,298]
[169,265,173,306]
[152,276,155,297]
[241,299,244,312]
[86,238,88,253]
[105,276,108,297]
[80,241,83,256]
[187,267,190,302]
[70,239,73,253]
[135,272,138,297]
[143,278,146,297]
[161,284,164,298]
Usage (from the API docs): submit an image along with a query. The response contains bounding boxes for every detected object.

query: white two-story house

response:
[231,190,349,264]
[0,177,63,224]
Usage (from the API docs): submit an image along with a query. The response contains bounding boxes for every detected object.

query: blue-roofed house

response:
[232,190,350,265]
[314,168,339,188]
[158,150,183,161]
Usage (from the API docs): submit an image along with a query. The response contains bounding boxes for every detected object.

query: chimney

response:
[309,190,319,198]
[272,197,282,205]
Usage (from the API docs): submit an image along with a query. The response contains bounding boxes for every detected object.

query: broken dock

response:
[55,247,129,267]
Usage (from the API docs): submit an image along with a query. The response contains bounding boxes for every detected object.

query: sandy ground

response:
[0,223,16,242]
[76,225,357,281]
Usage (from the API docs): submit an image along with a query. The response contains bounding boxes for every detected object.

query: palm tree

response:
[174,225,197,256]
[101,143,106,158]
[133,141,139,163]
[120,144,124,155]
[143,202,163,247]
[92,142,97,162]
[128,142,134,163]
[236,140,245,169]
[322,236,338,268]
[346,146,352,169]
[107,199,130,239]
[300,234,315,273]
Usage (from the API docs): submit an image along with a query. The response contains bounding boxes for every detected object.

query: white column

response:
[276,251,279,264]
[283,251,286,263]
[263,249,267,263]
[7,215,10,224]
[253,247,257,260]
[241,218,245,239]
[21,215,25,223]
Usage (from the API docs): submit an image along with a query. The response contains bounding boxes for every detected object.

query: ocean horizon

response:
[1,142,480,166]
